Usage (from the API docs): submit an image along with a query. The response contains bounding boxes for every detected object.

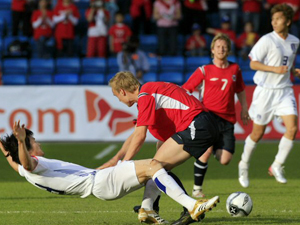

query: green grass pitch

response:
[1,141,300,225]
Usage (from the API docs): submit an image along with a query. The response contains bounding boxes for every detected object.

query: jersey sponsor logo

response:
[232,75,236,82]
[210,78,219,81]
[85,90,135,136]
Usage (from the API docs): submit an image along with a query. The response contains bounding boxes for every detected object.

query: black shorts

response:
[172,111,219,159]
[211,113,235,154]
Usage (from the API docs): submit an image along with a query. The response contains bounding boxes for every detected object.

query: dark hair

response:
[271,3,294,28]
[0,129,33,164]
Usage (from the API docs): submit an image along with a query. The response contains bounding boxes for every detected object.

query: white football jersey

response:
[18,156,97,198]
[249,31,299,88]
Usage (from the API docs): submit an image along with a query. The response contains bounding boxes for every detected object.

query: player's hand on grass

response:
[13,120,26,142]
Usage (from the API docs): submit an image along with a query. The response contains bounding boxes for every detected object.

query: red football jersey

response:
[108,24,132,53]
[53,4,80,39]
[183,62,245,124]
[31,10,53,40]
[136,82,206,141]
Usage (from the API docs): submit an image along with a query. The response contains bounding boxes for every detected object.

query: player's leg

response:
[239,86,271,187]
[192,148,211,198]
[269,88,297,183]
[238,123,266,188]
[269,114,298,183]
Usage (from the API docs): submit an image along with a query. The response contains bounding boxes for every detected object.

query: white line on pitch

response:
[94,144,117,159]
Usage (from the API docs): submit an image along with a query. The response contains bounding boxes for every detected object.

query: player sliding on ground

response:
[1,121,219,224]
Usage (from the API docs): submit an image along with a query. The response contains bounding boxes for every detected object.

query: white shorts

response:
[249,86,298,125]
[92,161,143,201]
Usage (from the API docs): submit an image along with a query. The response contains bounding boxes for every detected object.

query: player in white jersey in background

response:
[1,121,219,224]
[238,3,300,188]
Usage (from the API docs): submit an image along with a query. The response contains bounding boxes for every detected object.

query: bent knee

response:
[145,159,163,177]
[286,126,298,138]
[219,158,231,165]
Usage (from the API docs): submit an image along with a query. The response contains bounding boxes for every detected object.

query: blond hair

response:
[271,3,294,28]
[210,33,231,58]
[109,71,140,93]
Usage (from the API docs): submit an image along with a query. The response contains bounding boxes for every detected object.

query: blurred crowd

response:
[7,0,300,60]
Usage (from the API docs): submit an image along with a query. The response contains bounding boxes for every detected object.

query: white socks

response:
[141,179,161,211]
[153,168,196,212]
[274,136,293,166]
[241,135,257,165]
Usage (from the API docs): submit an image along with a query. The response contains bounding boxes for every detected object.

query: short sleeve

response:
[248,36,268,62]
[136,94,156,126]
[182,68,204,93]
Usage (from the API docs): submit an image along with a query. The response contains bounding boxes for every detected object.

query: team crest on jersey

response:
[232,75,236,82]
[291,43,297,53]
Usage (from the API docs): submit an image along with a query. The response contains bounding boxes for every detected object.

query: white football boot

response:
[238,161,249,188]
[268,164,287,184]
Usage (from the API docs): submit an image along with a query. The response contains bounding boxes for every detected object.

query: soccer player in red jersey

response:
[182,33,250,198]
[100,71,221,223]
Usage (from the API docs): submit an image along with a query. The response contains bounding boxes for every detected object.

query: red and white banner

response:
[0,86,147,141]
[0,85,300,141]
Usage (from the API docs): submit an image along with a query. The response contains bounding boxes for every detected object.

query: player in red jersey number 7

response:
[183,33,250,198]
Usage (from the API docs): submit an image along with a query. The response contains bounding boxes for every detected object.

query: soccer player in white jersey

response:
[1,121,219,224]
[238,3,300,188]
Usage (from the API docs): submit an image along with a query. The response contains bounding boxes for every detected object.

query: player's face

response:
[212,39,229,60]
[271,12,290,35]
[112,88,135,107]
[29,137,44,157]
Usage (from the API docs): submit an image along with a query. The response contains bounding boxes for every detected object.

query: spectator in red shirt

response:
[12,0,37,36]
[53,0,80,57]
[31,0,54,58]
[86,0,109,58]
[236,21,260,59]
[185,23,207,56]
[242,0,263,33]
[108,12,132,55]
[206,15,237,53]
[130,0,152,34]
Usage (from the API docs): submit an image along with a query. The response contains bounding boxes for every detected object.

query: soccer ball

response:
[226,192,253,217]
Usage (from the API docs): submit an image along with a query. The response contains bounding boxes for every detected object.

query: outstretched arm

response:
[123,125,147,161]
[13,121,37,171]
[98,132,135,169]
[0,141,18,172]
